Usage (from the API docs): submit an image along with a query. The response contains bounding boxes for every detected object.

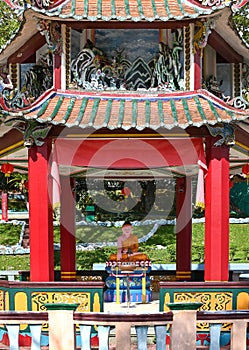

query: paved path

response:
[104,299,160,314]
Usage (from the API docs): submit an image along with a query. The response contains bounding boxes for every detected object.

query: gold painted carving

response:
[184,25,191,91]
[65,26,71,89]
[31,291,90,312]
[174,291,233,330]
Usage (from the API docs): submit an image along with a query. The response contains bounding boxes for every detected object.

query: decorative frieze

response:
[197,0,248,11]
[36,19,62,55]
[233,63,241,97]
[70,30,184,92]
[184,25,191,91]
[65,26,71,90]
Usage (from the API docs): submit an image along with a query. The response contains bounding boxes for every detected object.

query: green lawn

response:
[0,223,248,270]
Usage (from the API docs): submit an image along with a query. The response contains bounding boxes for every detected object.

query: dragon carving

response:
[4,118,51,147]
[207,123,235,146]
[36,19,62,55]
[193,19,215,54]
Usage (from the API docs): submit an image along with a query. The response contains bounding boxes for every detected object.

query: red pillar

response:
[54,54,61,89]
[60,177,76,281]
[28,140,54,281]
[176,177,192,281]
[194,51,201,90]
[205,137,230,282]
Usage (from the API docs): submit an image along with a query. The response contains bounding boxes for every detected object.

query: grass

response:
[0,254,30,271]
[0,223,22,245]
[0,223,248,270]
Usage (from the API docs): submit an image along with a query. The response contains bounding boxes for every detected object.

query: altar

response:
[105,260,152,303]
[104,221,152,303]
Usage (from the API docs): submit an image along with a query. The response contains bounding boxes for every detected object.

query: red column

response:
[60,177,76,281]
[205,137,230,282]
[54,54,61,89]
[176,177,192,281]
[28,140,54,281]
[194,51,201,90]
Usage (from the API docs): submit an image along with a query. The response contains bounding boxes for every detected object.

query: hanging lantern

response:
[24,180,29,190]
[1,163,14,177]
[121,187,131,198]
[242,164,249,184]
[242,164,249,178]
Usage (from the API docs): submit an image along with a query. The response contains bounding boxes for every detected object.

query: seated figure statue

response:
[109,221,148,262]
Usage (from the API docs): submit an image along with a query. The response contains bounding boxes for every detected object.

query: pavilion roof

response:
[6,0,227,22]
[3,89,249,130]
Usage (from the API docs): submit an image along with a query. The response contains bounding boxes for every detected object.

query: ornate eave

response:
[2,89,249,131]
[4,0,227,22]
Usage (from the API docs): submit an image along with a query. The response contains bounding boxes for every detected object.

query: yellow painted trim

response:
[235,141,249,152]
[15,292,28,331]
[93,292,100,312]
[164,292,171,312]
[176,273,191,278]
[237,292,249,310]
[66,133,191,138]
[176,271,191,274]
[0,141,24,156]
[204,280,229,282]
[5,291,9,311]
[15,292,28,311]
[176,275,191,278]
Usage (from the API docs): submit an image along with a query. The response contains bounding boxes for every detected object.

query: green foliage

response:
[231,3,249,46]
[0,223,249,270]
[0,254,29,270]
[0,2,20,49]
[76,178,176,222]
[76,247,116,270]
[229,224,249,261]
[230,182,249,217]
[0,223,22,245]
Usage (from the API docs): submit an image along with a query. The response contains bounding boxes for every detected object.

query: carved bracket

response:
[193,19,215,54]
[207,123,235,146]
[4,118,51,147]
[36,19,62,55]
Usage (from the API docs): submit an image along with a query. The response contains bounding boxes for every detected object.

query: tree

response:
[231,3,249,47]
[0,1,21,49]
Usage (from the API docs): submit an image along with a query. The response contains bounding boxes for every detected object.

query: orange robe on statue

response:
[109,234,148,262]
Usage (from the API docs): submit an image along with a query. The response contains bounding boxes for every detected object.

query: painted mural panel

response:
[70,29,184,91]
[94,29,159,63]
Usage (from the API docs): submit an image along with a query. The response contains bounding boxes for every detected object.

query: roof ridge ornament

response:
[27,0,68,9]
[230,0,248,11]
[195,0,248,11]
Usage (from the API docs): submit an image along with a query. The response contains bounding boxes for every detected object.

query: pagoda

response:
[0,0,249,287]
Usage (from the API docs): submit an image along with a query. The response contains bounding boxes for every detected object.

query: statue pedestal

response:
[104,261,152,303]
